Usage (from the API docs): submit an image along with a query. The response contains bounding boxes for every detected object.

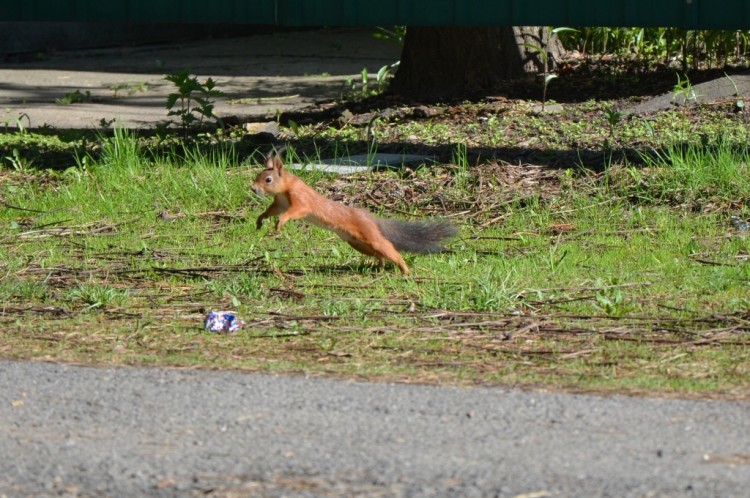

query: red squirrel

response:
[253,149,456,275]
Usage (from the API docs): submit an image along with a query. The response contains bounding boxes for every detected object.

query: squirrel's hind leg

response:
[346,239,410,275]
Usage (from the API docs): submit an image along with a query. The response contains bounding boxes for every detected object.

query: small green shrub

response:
[164,68,224,134]
[55,90,91,105]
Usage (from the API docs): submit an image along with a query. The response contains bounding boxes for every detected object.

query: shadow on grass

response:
[2,76,747,174]
[0,123,728,177]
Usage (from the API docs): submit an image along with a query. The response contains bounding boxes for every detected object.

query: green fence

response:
[3,0,750,29]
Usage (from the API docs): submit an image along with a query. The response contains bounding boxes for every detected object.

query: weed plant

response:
[557,27,750,69]
[164,68,224,135]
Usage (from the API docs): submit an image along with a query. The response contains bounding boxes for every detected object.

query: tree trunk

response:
[390,26,564,100]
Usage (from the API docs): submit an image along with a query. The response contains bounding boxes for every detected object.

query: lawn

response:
[1,85,749,399]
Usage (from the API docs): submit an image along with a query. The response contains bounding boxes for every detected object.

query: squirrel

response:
[252,149,456,275]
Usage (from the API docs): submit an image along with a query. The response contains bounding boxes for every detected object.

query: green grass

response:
[643,142,750,202]
[1,127,749,398]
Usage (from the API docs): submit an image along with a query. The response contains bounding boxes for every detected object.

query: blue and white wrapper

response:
[204,311,244,334]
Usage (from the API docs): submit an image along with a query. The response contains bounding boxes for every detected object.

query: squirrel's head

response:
[252,148,286,196]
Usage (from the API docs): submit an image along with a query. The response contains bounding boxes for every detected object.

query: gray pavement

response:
[0,28,400,130]
[2,359,749,498]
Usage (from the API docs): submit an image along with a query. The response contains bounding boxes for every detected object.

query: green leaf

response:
[551,27,578,35]
[376,64,390,83]
[165,93,180,109]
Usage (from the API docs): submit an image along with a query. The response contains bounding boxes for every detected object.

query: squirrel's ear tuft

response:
[266,147,286,174]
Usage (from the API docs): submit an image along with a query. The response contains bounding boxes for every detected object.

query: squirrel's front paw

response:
[256,216,265,230]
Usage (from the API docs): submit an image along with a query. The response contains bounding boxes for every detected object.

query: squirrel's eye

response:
[265,177,273,183]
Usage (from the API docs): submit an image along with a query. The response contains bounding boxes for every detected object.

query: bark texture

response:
[390,26,564,99]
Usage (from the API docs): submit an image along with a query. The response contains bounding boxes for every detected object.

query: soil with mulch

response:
[274,62,750,168]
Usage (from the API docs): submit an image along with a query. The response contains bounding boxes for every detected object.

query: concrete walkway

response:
[0,28,400,130]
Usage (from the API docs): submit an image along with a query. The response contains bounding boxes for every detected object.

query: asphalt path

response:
[1,359,748,498]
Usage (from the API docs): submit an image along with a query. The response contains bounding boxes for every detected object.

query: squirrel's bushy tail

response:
[376,218,457,254]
